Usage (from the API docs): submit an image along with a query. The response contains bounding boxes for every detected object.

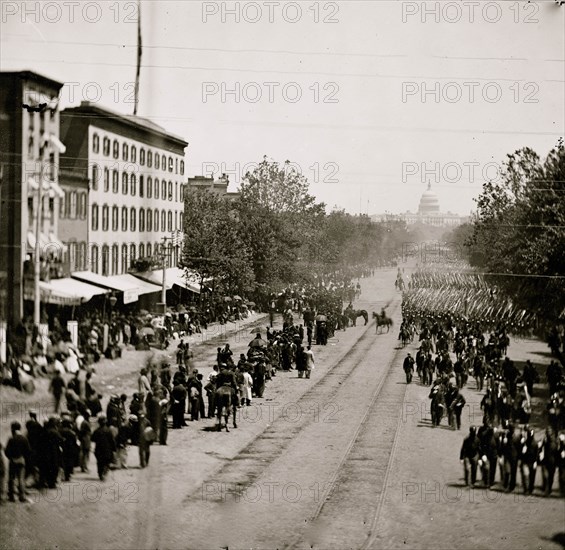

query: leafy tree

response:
[180,189,255,297]
[466,140,565,320]
[237,157,326,288]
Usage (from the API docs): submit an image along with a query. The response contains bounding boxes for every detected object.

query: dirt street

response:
[0,268,563,550]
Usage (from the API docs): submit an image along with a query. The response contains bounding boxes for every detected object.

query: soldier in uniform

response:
[473,355,485,391]
[522,360,539,397]
[499,422,520,492]
[478,421,498,488]
[539,428,558,496]
[519,426,538,495]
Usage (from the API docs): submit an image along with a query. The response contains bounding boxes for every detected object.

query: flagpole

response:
[133,0,142,115]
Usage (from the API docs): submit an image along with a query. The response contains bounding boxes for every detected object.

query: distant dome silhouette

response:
[418,183,440,214]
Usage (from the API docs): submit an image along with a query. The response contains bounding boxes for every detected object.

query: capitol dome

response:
[418,183,440,214]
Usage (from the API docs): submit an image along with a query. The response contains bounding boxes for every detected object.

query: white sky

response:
[2,0,563,215]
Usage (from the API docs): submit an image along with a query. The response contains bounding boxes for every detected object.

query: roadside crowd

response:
[0,310,323,504]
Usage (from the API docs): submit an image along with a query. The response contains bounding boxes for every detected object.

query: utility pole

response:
[158,235,173,315]
[33,168,44,327]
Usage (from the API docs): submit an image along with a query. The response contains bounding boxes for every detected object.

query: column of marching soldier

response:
[400,310,565,497]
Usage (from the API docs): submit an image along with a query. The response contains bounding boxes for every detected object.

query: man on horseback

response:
[215,365,238,432]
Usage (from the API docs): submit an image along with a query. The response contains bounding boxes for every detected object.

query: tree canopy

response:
[181,156,407,299]
[453,140,565,321]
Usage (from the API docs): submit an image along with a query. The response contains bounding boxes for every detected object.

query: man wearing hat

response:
[25,410,43,486]
[403,353,415,384]
[138,413,155,468]
[460,425,480,487]
[91,415,116,481]
[4,422,31,502]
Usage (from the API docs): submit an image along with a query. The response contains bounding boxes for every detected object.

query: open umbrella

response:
[224,296,232,302]
[315,314,327,322]
[246,301,256,307]
[233,295,242,301]
[139,327,155,336]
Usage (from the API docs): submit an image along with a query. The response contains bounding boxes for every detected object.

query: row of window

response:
[60,190,88,220]
[91,167,185,202]
[92,134,184,175]
[91,205,183,233]
[27,196,56,225]
[68,241,178,276]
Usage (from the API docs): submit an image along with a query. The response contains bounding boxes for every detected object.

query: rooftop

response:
[61,101,188,146]
[0,69,64,91]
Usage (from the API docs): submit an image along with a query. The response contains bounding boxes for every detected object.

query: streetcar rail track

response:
[285,297,407,550]
[184,298,398,504]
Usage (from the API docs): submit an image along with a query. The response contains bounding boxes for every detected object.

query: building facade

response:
[0,71,66,327]
[187,173,240,200]
[60,102,188,277]
[372,184,469,227]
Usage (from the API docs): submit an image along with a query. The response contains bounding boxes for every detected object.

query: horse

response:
[372,312,393,333]
[398,326,411,348]
[215,385,237,432]
[345,309,368,327]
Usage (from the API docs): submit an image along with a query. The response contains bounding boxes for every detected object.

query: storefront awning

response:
[27,231,67,255]
[48,278,107,302]
[111,274,163,296]
[27,231,48,250]
[23,278,106,306]
[71,271,161,304]
[133,268,201,294]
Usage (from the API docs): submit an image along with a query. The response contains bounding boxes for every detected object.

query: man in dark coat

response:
[478,421,498,488]
[460,425,480,487]
[522,360,539,397]
[40,417,63,489]
[4,422,30,502]
[78,416,92,473]
[25,411,43,486]
[403,353,415,384]
[449,387,466,430]
[138,413,154,468]
[50,371,66,414]
[171,382,187,429]
[146,391,161,442]
[296,345,306,378]
[499,423,520,492]
[159,398,169,445]
[539,428,559,496]
[91,415,116,481]
[519,427,538,495]
[60,419,78,481]
[253,361,266,398]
